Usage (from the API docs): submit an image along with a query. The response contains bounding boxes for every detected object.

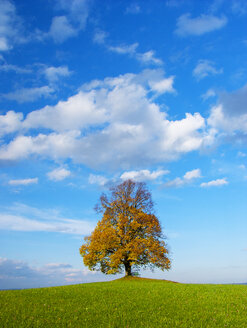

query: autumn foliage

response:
[80,179,170,276]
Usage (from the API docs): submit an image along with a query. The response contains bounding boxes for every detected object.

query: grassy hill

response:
[1,277,247,327]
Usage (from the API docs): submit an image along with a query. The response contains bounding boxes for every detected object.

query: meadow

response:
[0,277,246,327]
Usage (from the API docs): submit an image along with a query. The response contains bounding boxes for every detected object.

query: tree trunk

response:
[124,261,132,276]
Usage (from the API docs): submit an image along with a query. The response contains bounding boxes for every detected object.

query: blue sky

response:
[0,0,247,289]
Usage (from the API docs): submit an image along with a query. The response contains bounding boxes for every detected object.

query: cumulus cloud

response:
[193,60,223,80]
[163,177,184,188]
[23,92,107,131]
[8,178,38,186]
[48,0,90,43]
[49,16,77,43]
[0,69,210,170]
[0,0,25,52]
[47,167,71,181]
[2,86,55,103]
[200,178,228,187]
[0,111,23,136]
[0,132,79,161]
[149,76,175,94]
[89,169,170,185]
[183,168,201,180]
[175,13,227,36]
[43,66,72,83]
[120,169,169,182]
[164,169,201,187]
[56,0,90,28]
[88,174,108,186]
[0,258,98,289]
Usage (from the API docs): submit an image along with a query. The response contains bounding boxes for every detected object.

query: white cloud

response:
[41,262,96,281]
[49,16,77,43]
[0,132,79,161]
[0,0,24,52]
[200,178,228,187]
[7,202,61,221]
[48,0,90,43]
[108,43,138,55]
[47,167,71,181]
[0,213,93,234]
[0,37,8,51]
[208,105,232,132]
[202,89,216,101]
[164,169,201,187]
[0,70,210,170]
[0,204,95,235]
[175,13,227,36]
[0,135,38,161]
[23,92,107,131]
[136,50,163,66]
[56,0,90,28]
[0,111,23,136]
[183,168,201,180]
[8,178,38,186]
[193,60,223,80]
[120,169,169,182]
[43,66,72,83]
[108,44,163,66]
[163,177,184,188]
[99,37,162,66]
[3,86,55,103]
[149,76,175,94]
[88,174,108,186]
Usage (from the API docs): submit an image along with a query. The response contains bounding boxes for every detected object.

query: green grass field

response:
[0,277,246,327]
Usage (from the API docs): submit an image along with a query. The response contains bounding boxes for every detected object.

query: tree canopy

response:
[80,179,170,276]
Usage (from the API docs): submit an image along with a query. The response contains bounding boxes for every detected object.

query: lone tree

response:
[80,179,171,276]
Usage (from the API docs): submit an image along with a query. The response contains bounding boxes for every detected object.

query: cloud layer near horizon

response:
[0,257,100,289]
